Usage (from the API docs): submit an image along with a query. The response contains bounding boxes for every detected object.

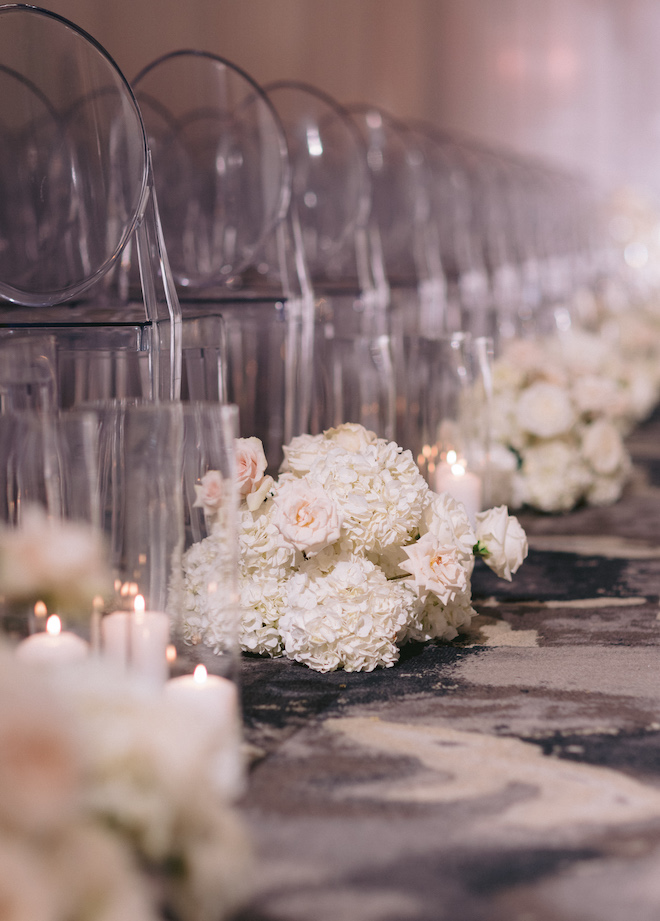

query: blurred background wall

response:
[35,0,660,197]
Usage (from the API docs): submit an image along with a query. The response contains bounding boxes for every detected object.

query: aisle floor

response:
[236,416,660,921]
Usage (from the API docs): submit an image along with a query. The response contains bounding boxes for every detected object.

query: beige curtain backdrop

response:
[31,0,660,194]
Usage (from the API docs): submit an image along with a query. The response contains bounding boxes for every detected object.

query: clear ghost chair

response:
[346,104,446,336]
[452,143,531,347]
[133,51,299,469]
[263,81,395,440]
[0,334,58,411]
[407,123,494,341]
[345,105,450,458]
[495,158,585,339]
[0,3,181,402]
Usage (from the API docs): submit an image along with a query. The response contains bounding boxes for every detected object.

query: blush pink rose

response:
[193,470,224,514]
[236,437,269,497]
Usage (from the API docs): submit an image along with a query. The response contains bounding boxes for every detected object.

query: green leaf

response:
[473,540,490,558]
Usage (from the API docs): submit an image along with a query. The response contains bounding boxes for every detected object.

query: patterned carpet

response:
[235,414,660,921]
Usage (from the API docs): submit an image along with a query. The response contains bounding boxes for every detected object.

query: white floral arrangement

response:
[0,505,111,617]
[489,331,643,512]
[0,647,251,921]
[183,424,528,673]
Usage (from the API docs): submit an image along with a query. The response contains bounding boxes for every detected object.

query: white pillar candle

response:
[16,614,89,665]
[131,597,170,686]
[165,663,237,727]
[165,664,243,798]
[101,611,130,669]
[101,596,170,686]
[435,461,483,525]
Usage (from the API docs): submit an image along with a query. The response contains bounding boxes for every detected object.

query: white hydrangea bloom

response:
[175,533,236,650]
[279,554,412,672]
[303,439,428,554]
[238,500,298,578]
[239,575,287,657]
[402,587,475,644]
[236,500,298,656]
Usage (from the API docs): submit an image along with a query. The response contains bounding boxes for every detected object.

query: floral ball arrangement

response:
[488,328,659,513]
[185,423,528,673]
[0,649,251,921]
[0,505,110,618]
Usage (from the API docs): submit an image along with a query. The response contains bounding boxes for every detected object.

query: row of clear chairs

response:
[0,4,611,476]
[0,4,181,402]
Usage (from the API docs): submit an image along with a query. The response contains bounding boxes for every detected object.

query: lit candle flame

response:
[166,644,177,663]
[46,614,62,636]
[446,449,458,465]
[193,664,208,684]
[34,600,47,618]
[134,594,146,615]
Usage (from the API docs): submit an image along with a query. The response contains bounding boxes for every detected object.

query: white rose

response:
[235,437,268,497]
[572,374,620,417]
[420,491,476,563]
[486,444,518,508]
[491,392,525,451]
[586,474,626,507]
[475,505,528,581]
[245,474,274,511]
[581,419,628,476]
[515,381,576,438]
[323,423,378,453]
[549,329,610,376]
[272,479,342,555]
[516,439,590,512]
[400,532,468,604]
[500,339,550,378]
[626,367,659,421]
[280,433,325,476]
[492,359,526,393]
